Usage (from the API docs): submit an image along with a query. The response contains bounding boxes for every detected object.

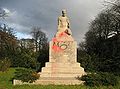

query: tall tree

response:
[0,8,9,19]
[0,24,17,59]
[31,27,48,52]
[81,0,120,73]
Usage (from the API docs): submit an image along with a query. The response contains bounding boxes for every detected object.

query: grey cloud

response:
[0,0,105,42]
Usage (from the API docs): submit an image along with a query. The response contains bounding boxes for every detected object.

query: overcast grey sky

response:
[0,0,105,42]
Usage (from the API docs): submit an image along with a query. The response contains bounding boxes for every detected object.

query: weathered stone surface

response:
[49,40,77,63]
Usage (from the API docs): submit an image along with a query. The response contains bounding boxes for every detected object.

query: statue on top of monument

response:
[58,9,70,29]
[57,9,72,36]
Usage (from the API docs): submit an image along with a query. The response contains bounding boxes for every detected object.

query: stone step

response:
[41,67,85,73]
[40,73,84,77]
[38,77,78,80]
[45,62,81,68]
[35,77,84,85]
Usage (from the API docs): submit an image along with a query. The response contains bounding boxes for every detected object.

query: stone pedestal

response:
[35,33,86,85]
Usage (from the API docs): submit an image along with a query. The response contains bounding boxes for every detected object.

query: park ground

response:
[0,68,120,89]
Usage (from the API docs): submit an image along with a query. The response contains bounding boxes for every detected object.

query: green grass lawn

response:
[0,68,120,89]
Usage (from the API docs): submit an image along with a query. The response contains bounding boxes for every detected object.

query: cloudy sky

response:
[0,0,106,42]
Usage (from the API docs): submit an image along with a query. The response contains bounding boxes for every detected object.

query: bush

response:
[12,51,38,70]
[79,72,118,87]
[77,49,100,72]
[0,58,11,72]
[14,68,39,83]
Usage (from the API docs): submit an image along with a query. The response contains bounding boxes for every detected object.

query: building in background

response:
[19,38,38,52]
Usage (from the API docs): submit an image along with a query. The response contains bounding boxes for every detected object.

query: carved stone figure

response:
[58,9,70,29]
[57,9,72,36]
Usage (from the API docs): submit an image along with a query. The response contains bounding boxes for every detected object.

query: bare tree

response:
[0,8,9,19]
[31,27,48,52]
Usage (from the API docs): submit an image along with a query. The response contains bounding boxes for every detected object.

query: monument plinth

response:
[35,10,86,85]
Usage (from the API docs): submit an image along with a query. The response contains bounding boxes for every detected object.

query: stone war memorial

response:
[14,10,86,85]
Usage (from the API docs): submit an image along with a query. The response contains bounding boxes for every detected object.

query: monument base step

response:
[13,77,84,85]
[34,77,84,85]
[39,73,84,77]
[45,62,81,68]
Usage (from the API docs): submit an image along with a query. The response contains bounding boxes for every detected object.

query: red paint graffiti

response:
[52,45,61,52]
[58,31,67,37]
[52,37,62,52]
[52,31,69,52]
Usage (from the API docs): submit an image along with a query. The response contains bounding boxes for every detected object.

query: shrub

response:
[79,72,118,87]
[0,58,11,72]
[14,68,39,83]
[12,52,38,69]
